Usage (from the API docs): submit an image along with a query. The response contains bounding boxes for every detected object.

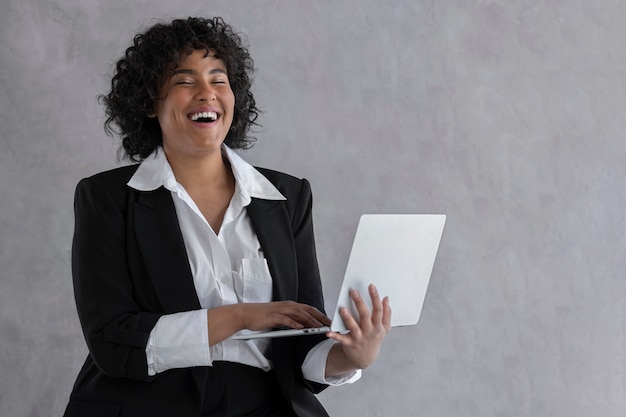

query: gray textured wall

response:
[1,1,625,416]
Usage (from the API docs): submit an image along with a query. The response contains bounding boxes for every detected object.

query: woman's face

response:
[153,49,235,158]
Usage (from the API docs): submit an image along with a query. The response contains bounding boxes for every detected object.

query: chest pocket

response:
[241,258,273,303]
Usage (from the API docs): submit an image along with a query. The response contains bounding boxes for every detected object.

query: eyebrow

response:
[172,68,227,76]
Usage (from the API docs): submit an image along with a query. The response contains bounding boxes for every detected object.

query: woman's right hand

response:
[207,302,330,346]
[239,301,331,331]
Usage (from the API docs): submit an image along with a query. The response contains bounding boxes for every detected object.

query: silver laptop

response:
[232,214,446,340]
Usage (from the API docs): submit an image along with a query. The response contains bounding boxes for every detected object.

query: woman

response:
[64,17,390,417]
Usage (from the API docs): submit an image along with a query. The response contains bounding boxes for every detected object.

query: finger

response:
[301,304,332,326]
[275,316,305,329]
[326,330,354,346]
[284,305,328,328]
[259,302,312,329]
[338,306,362,337]
[291,311,325,328]
[350,289,372,328]
[382,296,392,331]
[369,284,383,324]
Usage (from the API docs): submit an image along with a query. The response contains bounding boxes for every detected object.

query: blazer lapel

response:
[246,198,297,302]
[132,187,201,313]
[131,187,212,401]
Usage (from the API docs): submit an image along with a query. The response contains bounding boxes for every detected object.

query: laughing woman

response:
[63,17,390,417]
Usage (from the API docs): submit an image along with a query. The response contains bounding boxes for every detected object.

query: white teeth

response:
[190,111,218,122]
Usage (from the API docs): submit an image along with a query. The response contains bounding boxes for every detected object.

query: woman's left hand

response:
[325,284,391,373]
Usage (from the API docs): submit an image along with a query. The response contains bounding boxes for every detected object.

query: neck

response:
[164,147,233,191]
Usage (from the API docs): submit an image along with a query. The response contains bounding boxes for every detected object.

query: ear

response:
[147,100,158,118]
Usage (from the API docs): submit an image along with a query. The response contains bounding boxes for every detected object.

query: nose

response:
[195,81,216,101]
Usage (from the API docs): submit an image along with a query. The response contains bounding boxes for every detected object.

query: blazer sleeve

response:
[72,176,161,382]
[289,178,330,393]
[290,178,325,313]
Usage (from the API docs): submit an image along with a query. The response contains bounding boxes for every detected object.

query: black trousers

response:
[200,361,296,417]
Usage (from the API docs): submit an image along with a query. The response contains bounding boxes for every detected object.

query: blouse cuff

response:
[146,309,211,376]
[301,339,361,385]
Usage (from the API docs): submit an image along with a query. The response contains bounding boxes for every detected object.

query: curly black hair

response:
[100,17,259,161]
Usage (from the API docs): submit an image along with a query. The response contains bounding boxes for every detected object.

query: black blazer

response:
[63,164,330,417]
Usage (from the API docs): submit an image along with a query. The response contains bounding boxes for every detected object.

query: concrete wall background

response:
[1,1,625,416]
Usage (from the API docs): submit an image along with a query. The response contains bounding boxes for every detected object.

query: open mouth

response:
[189,111,219,123]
